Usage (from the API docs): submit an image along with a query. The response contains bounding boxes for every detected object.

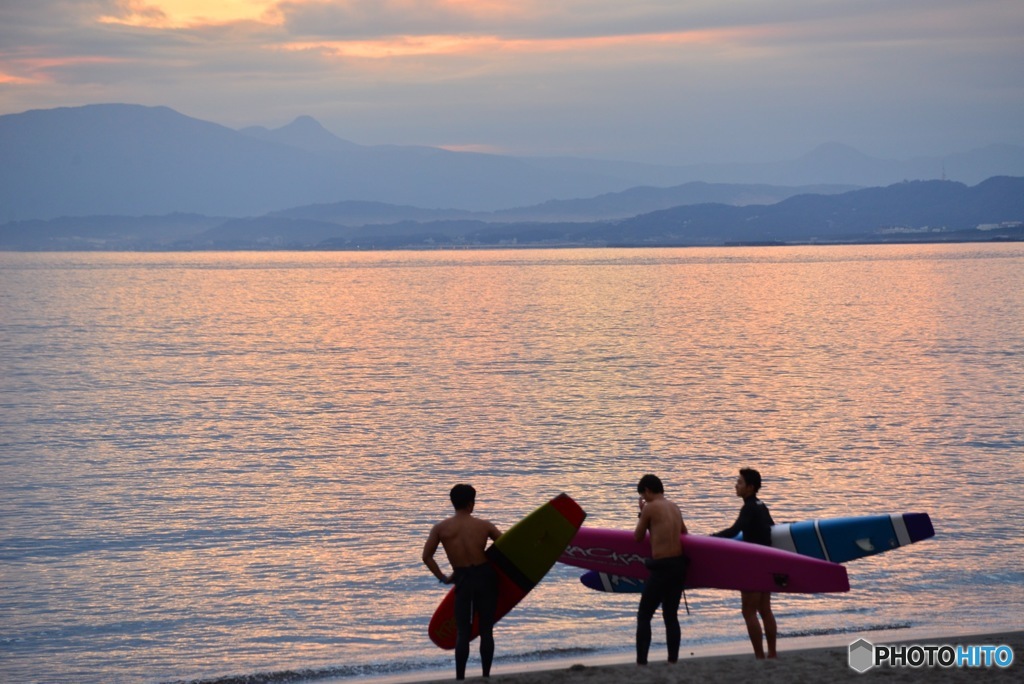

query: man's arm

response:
[422,525,450,583]
[634,507,651,543]
[712,507,749,538]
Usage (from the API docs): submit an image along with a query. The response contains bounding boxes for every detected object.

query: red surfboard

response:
[428,493,586,649]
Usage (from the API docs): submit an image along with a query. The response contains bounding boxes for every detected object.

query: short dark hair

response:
[739,468,762,492]
[450,483,476,510]
[637,474,664,495]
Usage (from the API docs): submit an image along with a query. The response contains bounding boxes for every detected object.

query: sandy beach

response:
[402,630,1023,684]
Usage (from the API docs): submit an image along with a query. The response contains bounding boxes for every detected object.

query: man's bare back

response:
[423,509,501,582]
[635,494,687,559]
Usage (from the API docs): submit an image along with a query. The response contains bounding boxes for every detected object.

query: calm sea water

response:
[1,245,1023,683]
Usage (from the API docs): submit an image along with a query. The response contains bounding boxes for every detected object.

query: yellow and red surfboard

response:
[428,493,586,650]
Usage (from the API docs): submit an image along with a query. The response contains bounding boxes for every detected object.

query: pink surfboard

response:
[559,526,849,594]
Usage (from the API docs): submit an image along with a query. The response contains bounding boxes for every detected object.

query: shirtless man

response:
[423,484,502,680]
[634,473,689,665]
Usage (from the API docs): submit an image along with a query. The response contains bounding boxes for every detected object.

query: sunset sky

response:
[1,0,1022,164]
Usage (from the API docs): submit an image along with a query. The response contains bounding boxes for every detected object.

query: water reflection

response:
[1,245,1022,683]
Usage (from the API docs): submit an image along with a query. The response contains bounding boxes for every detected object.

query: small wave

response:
[160,647,603,684]
[162,661,434,684]
[496,645,601,663]
[782,622,913,638]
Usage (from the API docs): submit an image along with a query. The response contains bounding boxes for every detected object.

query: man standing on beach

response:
[634,473,689,665]
[713,467,777,659]
[423,484,502,680]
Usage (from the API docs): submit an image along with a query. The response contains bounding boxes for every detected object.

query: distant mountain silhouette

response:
[601,177,1024,246]
[2,177,1020,250]
[0,184,852,250]
[0,104,644,220]
[488,181,859,222]
[657,142,1024,187]
[312,177,1024,248]
[0,105,347,221]
[240,115,361,154]
[253,182,856,228]
[0,213,225,250]
[269,200,477,226]
[3,103,1023,223]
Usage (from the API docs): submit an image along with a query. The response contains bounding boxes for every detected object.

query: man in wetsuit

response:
[712,467,777,658]
[634,473,689,665]
[423,483,502,680]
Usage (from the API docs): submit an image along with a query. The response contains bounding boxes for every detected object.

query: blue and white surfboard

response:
[580,512,934,593]
[771,512,933,563]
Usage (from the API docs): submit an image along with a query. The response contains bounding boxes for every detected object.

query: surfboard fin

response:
[855,538,875,552]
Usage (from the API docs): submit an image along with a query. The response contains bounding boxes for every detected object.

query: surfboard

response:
[560,526,849,594]
[772,512,934,562]
[579,512,933,593]
[428,492,586,650]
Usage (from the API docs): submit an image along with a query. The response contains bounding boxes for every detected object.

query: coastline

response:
[347,628,1022,684]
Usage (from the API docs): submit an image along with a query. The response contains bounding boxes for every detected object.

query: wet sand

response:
[403,629,1023,684]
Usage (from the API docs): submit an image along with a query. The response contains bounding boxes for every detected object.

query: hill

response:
[0,104,637,221]
[2,178,1020,250]
[601,177,1024,246]
[2,104,1023,223]
[309,177,1024,249]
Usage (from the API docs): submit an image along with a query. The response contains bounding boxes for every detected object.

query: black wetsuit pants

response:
[636,555,688,664]
[453,563,498,680]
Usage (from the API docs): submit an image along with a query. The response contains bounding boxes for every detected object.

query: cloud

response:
[0,0,1021,162]
[98,0,284,28]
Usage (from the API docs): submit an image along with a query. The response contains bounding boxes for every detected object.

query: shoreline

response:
[3,236,1023,253]
[345,627,1023,684]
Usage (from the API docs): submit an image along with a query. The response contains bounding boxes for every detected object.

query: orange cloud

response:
[0,71,36,85]
[0,57,127,85]
[279,34,500,59]
[93,0,521,30]
[99,0,284,29]
[278,27,751,60]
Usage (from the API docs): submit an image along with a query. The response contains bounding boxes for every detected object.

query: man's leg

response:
[476,570,498,677]
[453,582,472,680]
[662,580,683,663]
[740,591,765,658]
[759,592,777,658]
[636,573,663,665]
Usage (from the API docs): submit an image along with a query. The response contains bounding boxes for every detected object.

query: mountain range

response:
[2,176,1021,250]
[3,103,1024,223]
[1,103,1022,249]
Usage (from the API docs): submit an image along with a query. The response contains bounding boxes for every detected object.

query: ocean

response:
[1,244,1023,683]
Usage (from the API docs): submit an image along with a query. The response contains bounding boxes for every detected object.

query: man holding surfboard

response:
[422,484,502,680]
[634,473,689,665]
[712,468,778,659]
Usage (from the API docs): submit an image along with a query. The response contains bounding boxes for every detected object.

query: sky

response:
[1,0,1022,165]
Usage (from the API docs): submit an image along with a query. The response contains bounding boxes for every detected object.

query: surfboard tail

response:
[550,492,587,528]
[900,512,934,542]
